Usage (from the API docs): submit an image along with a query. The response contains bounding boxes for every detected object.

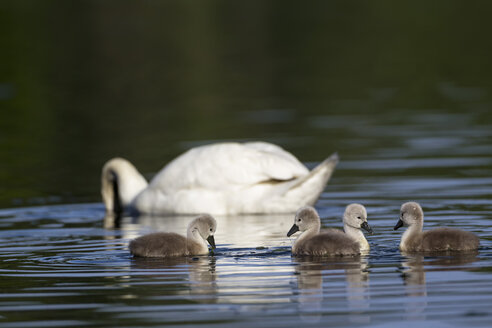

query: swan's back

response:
[116,142,338,215]
[129,232,192,257]
[421,227,479,252]
[150,142,309,192]
[294,230,360,256]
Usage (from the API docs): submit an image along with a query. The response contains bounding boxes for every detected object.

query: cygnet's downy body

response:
[394,202,479,252]
[287,204,373,256]
[129,214,217,257]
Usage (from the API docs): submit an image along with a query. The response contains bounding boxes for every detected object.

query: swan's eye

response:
[209,228,213,232]
[357,216,362,220]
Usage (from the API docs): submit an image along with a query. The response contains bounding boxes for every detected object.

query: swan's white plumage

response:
[151,142,308,191]
[102,142,338,215]
[101,158,148,213]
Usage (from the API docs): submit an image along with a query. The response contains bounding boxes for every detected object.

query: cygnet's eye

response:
[357,216,362,220]
[209,228,213,232]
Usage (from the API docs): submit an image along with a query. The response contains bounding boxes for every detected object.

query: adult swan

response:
[101,142,338,215]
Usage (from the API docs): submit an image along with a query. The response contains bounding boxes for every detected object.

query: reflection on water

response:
[400,252,480,321]
[131,257,218,303]
[293,256,370,324]
[1,1,492,326]
[116,213,294,250]
[0,195,491,327]
[400,254,428,321]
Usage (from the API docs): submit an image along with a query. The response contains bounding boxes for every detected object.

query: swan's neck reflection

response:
[293,256,370,324]
[345,258,370,324]
[131,256,217,302]
[400,251,479,321]
[401,253,427,321]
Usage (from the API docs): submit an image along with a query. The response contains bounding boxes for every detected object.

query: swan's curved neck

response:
[344,224,369,251]
[107,172,122,215]
[101,159,148,214]
[400,222,423,251]
[295,223,320,248]
[187,227,208,253]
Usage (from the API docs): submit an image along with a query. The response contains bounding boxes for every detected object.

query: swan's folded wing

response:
[243,141,304,166]
[150,142,309,191]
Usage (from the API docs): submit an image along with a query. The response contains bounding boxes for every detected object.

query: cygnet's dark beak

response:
[361,222,373,234]
[287,224,299,237]
[206,235,216,249]
[393,219,404,230]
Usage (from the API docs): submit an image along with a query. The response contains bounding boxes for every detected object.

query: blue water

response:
[1,147,492,327]
[2,1,492,326]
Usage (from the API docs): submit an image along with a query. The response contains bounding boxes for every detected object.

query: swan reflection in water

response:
[400,251,479,320]
[107,212,295,306]
[292,256,370,324]
[110,212,294,250]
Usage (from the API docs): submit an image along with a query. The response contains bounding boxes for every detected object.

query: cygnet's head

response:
[287,206,320,237]
[343,203,373,234]
[394,202,424,230]
[189,214,217,249]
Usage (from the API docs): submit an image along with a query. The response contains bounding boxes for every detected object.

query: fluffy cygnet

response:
[129,214,217,257]
[394,202,479,252]
[287,204,373,256]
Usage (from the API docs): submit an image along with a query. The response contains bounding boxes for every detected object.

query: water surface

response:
[1,127,492,327]
[2,1,492,327]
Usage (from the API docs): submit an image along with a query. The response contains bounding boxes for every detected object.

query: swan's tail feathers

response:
[284,152,339,205]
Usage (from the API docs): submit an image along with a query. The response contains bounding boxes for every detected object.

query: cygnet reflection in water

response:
[287,205,373,256]
[130,256,217,302]
[400,252,479,321]
[394,202,479,252]
[293,256,370,324]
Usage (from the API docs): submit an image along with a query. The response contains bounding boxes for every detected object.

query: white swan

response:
[101,141,339,215]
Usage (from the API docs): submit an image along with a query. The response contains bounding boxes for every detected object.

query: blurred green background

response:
[1,0,491,207]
